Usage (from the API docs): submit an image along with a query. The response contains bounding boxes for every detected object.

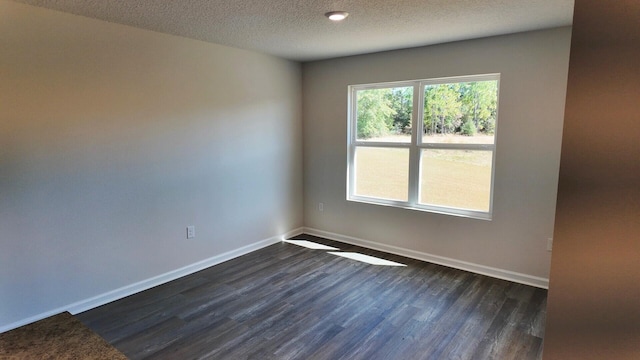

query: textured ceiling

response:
[12,0,574,62]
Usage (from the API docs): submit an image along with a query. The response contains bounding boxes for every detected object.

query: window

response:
[347,74,500,220]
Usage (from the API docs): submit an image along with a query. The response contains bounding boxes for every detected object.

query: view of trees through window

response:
[356,86,413,142]
[349,76,499,217]
[356,80,497,143]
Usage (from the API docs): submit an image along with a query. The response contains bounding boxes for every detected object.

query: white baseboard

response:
[0,228,304,334]
[1,226,545,333]
[302,227,549,289]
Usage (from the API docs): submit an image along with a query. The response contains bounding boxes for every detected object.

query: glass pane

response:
[354,147,409,201]
[420,150,492,212]
[356,86,413,143]
[422,80,498,145]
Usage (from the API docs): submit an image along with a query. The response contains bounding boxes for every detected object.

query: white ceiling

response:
[13,0,574,62]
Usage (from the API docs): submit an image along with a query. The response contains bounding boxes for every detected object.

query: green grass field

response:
[355,147,492,211]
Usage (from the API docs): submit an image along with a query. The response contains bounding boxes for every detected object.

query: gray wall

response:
[0,1,302,328]
[302,27,571,281]
[544,0,640,358]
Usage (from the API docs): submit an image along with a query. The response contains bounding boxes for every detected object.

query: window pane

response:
[355,147,409,201]
[420,150,492,211]
[422,81,497,145]
[356,86,413,143]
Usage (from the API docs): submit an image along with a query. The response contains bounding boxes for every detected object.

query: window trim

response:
[347,74,500,220]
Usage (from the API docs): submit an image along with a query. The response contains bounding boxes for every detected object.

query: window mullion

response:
[407,82,422,205]
[421,143,495,151]
[353,142,412,148]
[347,87,357,199]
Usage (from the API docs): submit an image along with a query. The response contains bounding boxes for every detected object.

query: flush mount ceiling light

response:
[325,11,349,21]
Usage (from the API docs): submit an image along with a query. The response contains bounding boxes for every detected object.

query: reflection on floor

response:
[283,239,340,250]
[328,251,407,266]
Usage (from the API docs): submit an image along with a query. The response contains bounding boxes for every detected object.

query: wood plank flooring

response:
[77,234,547,359]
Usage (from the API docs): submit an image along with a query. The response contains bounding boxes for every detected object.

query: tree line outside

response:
[356,80,498,141]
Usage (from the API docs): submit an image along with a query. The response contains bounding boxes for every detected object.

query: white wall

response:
[0,1,302,329]
[302,27,571,282]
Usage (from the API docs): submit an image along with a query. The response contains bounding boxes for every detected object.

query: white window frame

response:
[347,74,500,220]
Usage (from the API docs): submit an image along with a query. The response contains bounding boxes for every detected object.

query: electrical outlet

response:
[319,203,324,212]
[187,226,195,239]
[547,238,553,252]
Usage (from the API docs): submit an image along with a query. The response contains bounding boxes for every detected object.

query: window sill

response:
[347,196,493,221]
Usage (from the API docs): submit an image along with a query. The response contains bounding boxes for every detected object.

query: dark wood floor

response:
[77,234,547,359]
